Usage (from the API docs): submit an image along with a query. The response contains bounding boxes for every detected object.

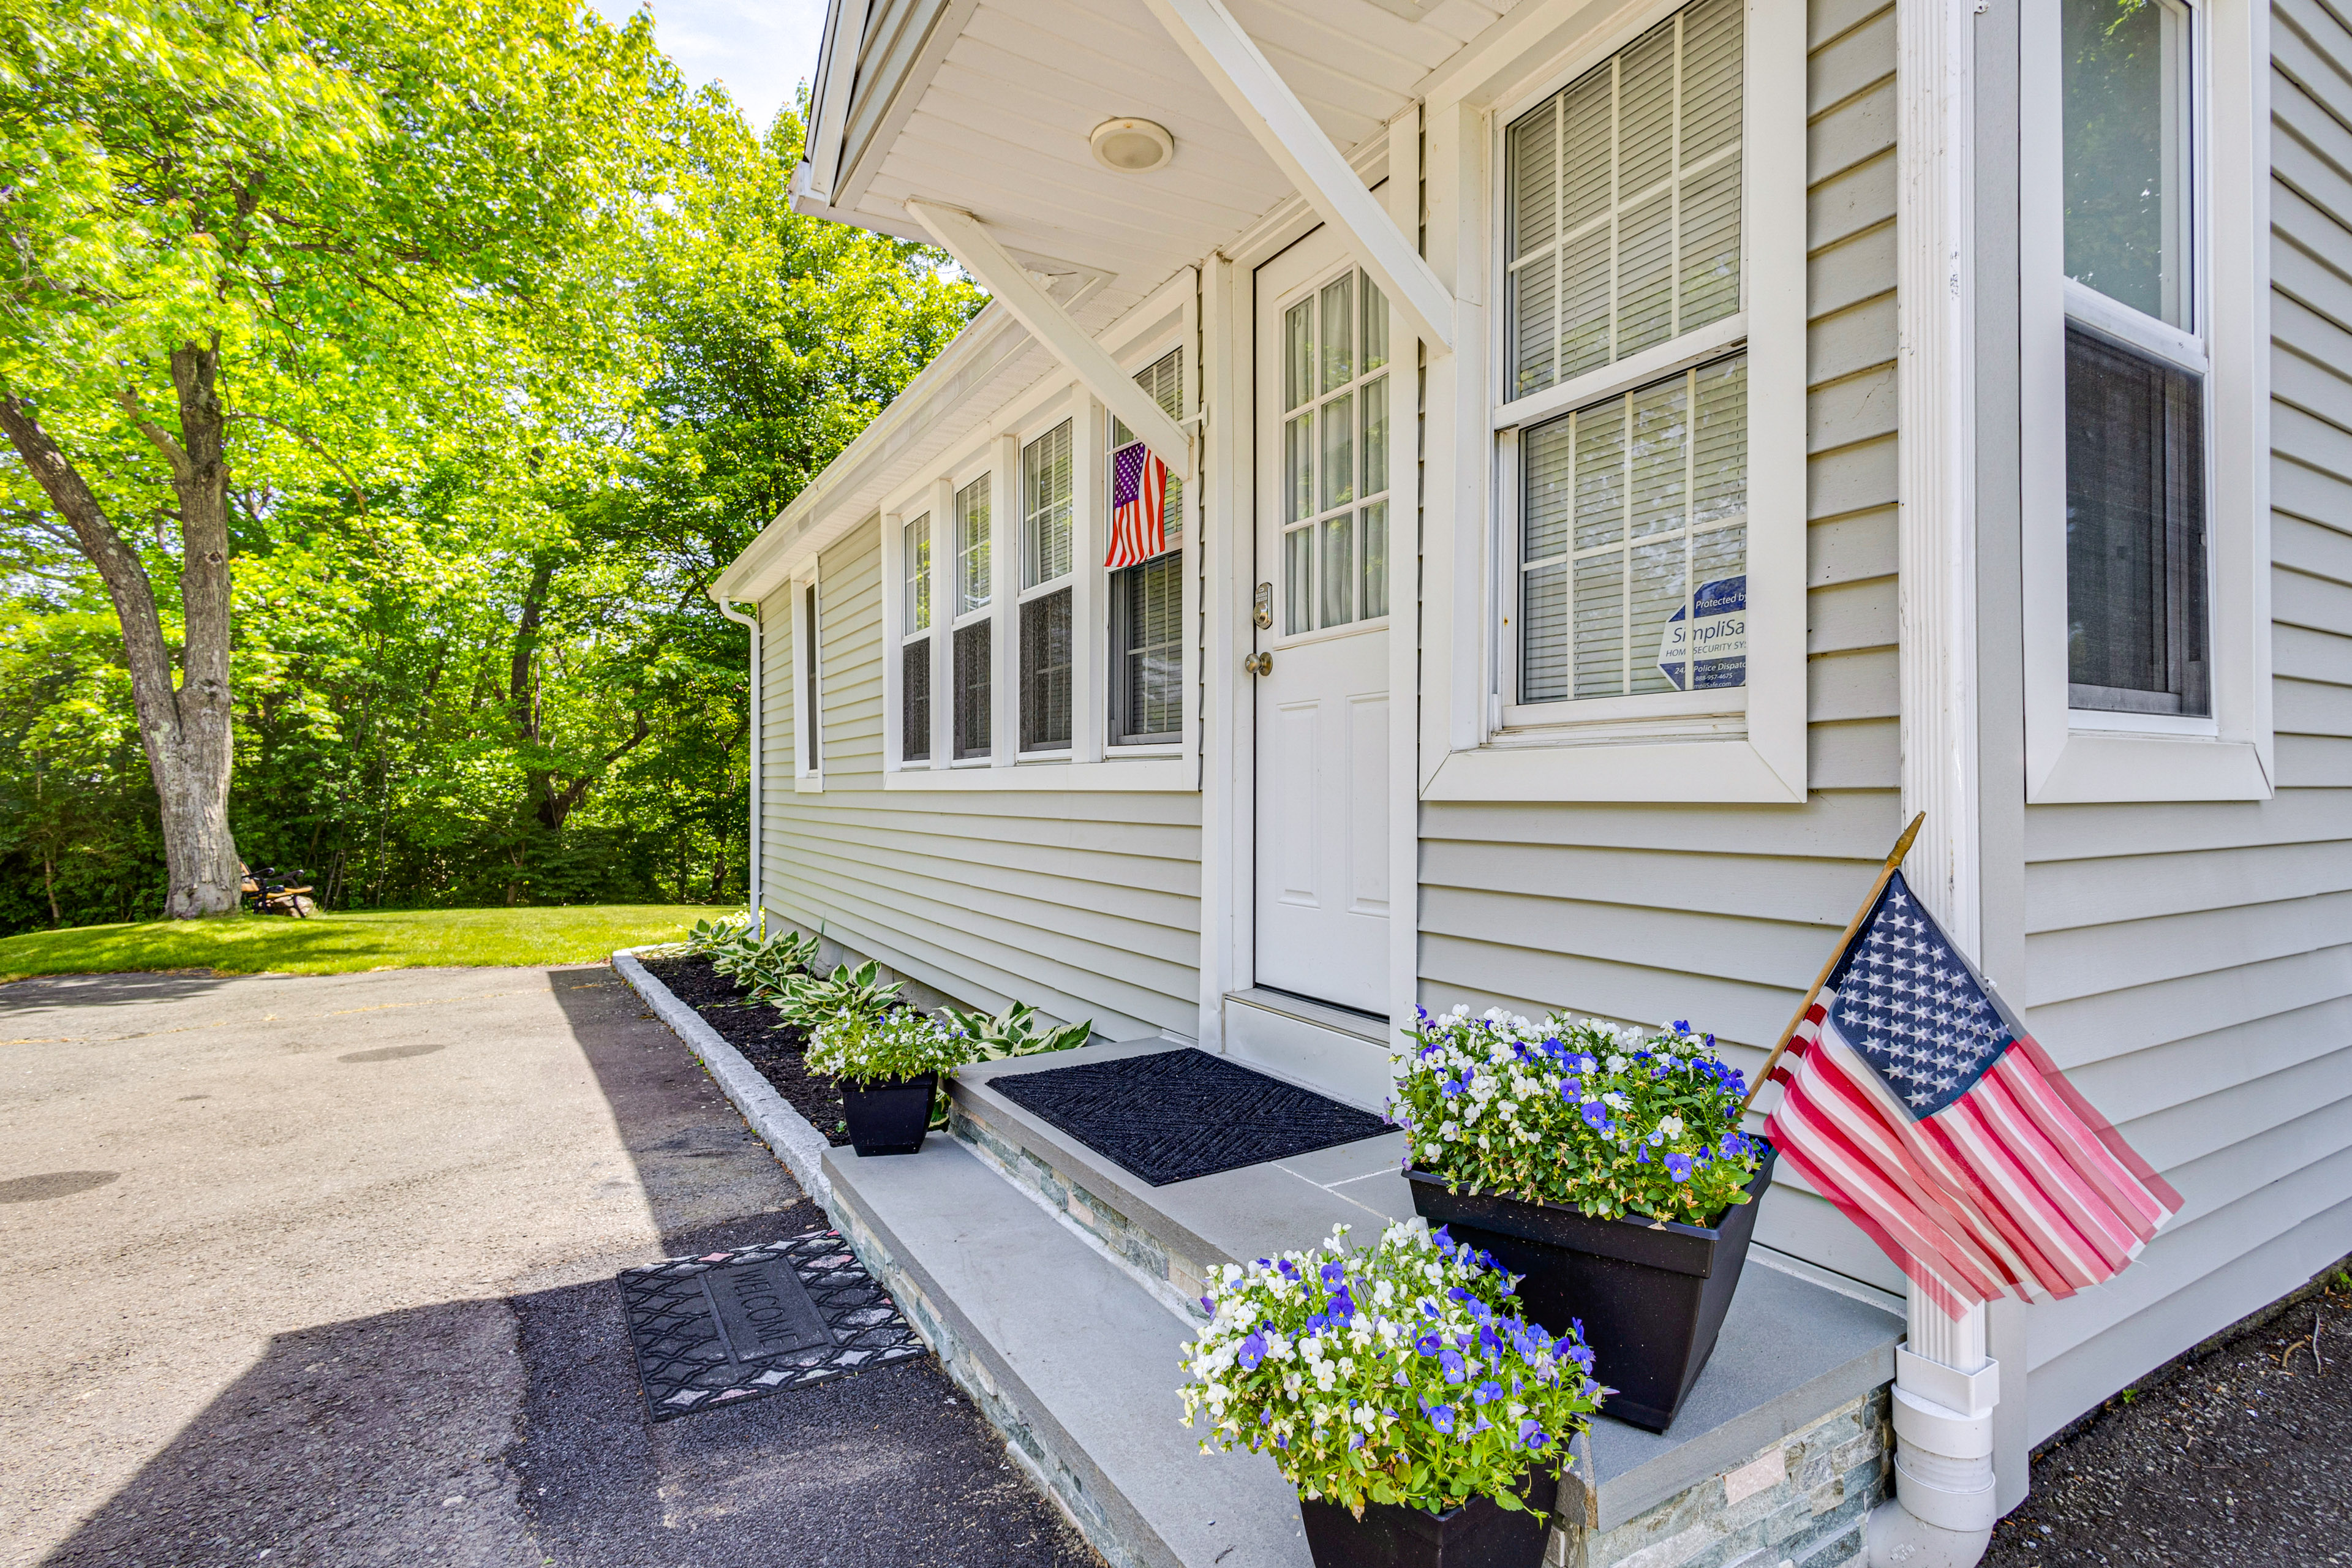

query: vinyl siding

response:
[1414,0,1913,1294]
[2007,0,2352,1443]
[759,518,1203,1040]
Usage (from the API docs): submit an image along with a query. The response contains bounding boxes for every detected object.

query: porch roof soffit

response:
[794,0,1518,338]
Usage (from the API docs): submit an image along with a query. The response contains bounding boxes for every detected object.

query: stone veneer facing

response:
[1551,1390,1893,1568]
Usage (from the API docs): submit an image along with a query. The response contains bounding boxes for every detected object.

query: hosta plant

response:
[807,1008,970,1085]
[1180,1222,1602,1517]
[1392,1009,1762,1226]
[692,919,820,1003]
[942,1000,1093,1060]
[772,960,902,1031]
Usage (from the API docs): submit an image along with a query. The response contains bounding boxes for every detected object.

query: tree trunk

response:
[0,345,243,918]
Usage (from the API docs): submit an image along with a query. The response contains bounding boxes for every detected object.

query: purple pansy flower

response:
[1238,1332,1267,1371]
[1519,1419,1550,1449]
[1438,1348,1467,1384]
[1428,1403,1456,1433]
[1473,1379,1504,1404]
[1665,1152,1694,1182]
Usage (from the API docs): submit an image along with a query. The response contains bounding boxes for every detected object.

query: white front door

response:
[1252,228,1395,1016]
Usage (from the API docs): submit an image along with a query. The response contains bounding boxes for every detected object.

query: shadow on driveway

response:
[34,968,1094,1568]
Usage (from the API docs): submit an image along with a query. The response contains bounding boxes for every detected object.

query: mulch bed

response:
[638,954,850,1146]
[1981,1257,2352,1567]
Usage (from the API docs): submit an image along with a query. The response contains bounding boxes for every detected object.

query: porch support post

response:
[1133,0,1455,354]
[1876,0,1998,1563]
[903,200,1191,476]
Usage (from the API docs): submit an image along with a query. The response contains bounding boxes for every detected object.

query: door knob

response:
[1243,652,1273,677]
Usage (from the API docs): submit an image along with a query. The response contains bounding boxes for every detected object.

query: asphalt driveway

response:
[0,963,1091,1568]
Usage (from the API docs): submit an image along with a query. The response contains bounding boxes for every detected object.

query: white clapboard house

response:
[708,1,2352,1563]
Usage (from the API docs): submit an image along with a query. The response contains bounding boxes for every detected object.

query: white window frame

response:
[876,267,1200,793]
[1017,411,1080,759]
[883,507,935,771]
[946,452,998,767]
[1104,331,1196,755]
[2018,0,2271,802]
[792,570,824,791]
[1425,0,1809,804]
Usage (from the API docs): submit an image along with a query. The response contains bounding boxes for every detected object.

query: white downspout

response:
[715,598,762,930]
[1879,0,1999,1562]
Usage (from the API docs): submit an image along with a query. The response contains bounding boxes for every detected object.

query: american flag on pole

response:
[1105,442,1169,569]
[1763,870,2181,1318]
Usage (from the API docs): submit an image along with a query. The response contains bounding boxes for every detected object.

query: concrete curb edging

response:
[611,948,833,1208]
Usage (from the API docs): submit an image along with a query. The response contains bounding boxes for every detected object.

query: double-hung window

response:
[2060,0,2208,719]
[2019,0,2266,801]
[951,473,992,760]
[1456,0,1804,804]
[900,514,932,762]
[1109,350,1186,745]
[1502,0,1748,717]
[1020,421,1075,751]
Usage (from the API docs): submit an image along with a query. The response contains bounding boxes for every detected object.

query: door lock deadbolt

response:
[1243,652,1273,677]
[1253,582,1273,630]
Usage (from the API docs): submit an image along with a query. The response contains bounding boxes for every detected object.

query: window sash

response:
[901,636,932,761]
[903,513,931,634]
[1110,554,1183,744]
[1019,587,1073,750]
[952,619,992,758]
[1022,422,1074,589]
[954,475,991,617]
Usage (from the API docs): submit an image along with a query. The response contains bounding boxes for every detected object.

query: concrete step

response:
[823,1135,1314,1568]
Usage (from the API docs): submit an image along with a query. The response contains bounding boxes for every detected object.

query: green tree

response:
[0,0,663,915]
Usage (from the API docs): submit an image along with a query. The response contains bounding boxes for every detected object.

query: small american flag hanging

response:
[1763,870,2181,1319]
[1106,443,1169,569]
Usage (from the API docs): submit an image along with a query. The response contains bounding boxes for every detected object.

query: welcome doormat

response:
[616,1231,925,1421]
[987,1047,1392,1186]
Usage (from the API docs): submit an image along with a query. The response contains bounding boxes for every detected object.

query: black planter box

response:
[1298,1463,1558,1568]
[1406,1140,1778,1433]
[840,1074,936,1156]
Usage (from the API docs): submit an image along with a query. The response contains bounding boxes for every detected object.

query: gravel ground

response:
[639,953,851,1146]
[1983,1261,2352,1567]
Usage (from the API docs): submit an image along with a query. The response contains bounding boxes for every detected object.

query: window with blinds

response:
[1109,349,1185,745]
[1018,421,1074,750]
[1023,423,1074,588]
[1521,355,1747,703]
[1504,0,1743,402]
[954,474,990,617]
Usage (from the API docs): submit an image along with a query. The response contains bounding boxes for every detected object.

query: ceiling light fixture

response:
[1090,117,1175,173]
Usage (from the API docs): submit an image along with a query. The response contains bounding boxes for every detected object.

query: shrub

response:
[1180,1222,1602,1517]
[807,1008,968,1086]
[771,959,901,1031]
[1391,1009,1762,1226]
[941,1000,1093,1060]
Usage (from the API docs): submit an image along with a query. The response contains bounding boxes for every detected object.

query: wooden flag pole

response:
[1740,812,1926,1115]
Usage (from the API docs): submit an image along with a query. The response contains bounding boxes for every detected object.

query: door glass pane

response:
[1285,525,1314,635]
[2063,0,2192,328]
[1285,298,1314,411]
[1320,512,1355,628]
[1321,273,1354,393]
[2065,324,2208,714]
[1360,376,1388,500]
[1285,411,1314,523]
[1320,390,1354,512]
[1362,500,1389,620]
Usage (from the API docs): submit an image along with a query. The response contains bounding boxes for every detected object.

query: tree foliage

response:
[0,1,984,933]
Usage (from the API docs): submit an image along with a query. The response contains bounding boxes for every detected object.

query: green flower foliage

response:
[1179,1223,1602,1518]
[807,1007,968,1087]
[687,917,818,1001]
[941,1000,1093,1060]
[771,959,900,1032]
[1391,1009,1763,1226]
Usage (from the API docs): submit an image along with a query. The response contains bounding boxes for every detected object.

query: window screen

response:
[1505,0,1743,401]
[1521,354,1747,701]
[953,619,992,758]
[1020,587,1072,750]
[902,638,931,761]
[2064,325,2207,715]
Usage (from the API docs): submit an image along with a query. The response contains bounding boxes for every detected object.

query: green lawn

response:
[0,905,712,983]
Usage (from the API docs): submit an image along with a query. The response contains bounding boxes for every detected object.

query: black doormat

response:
[616,1230,926,1421]
[987,1047,1392,1186]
